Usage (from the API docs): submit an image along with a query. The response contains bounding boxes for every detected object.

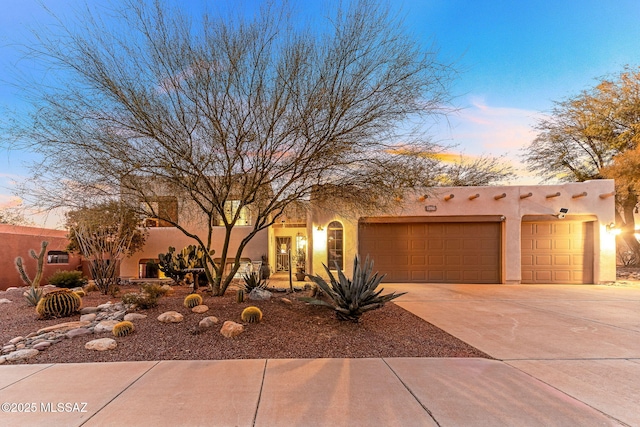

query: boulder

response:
[94,320,120,333]
[85,338,117,351]
[9,336,25,345]
[33,342,51,351]
[157,311,184,323]
[191,305,209,314]
[0,298,12,304]
[80,313,97,322]
[80,307,99,314]
[124,313,147,321]
[280,298,293,305]
[220,321,244,338]
[198,316,219,330]
[248,288,272,301]
[66,328,93,339]
[5,349,40,361]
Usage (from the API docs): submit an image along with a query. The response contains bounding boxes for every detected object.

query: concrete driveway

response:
[385,283,640,426]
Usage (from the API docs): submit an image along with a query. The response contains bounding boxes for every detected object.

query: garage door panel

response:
[521,221,593,284]
[359,221,500,283]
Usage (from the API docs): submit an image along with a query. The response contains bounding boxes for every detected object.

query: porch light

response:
[606,223,621,235]
[317,225,324,231]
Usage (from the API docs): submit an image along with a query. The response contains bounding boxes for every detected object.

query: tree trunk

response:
[617,192,640,265]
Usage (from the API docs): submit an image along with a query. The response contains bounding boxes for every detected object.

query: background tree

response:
[0,207,35,226]
[65,202,147,294]
[523,66,640,260]
[7,0,505,295]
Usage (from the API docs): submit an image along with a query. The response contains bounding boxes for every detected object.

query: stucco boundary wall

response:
[308,180,616,284]
[0,224,82,291]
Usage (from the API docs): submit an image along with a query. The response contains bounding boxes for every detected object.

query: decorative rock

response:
[97,302,114,310]
[16,343,26,350]
[280,298,293,305]
[124,313,147,321]
[80,313,97,322]
[0,298,12,304]
[33,342,51,351]
[220,321,244,338]
[161,284,174,295]
[111,310,127,321]
[9,336,25,345]
[37,321,91,334]
[85,338,117,351]
[66,328,93,339]
[5,349,40,361]
[6,287,19,291]
[2,345,16,354]
[94,320,120,333]
[191,305,209,314]
[80,307,99,315]
[0,356,6,364]
[157,311,184,323]
[198,316,219,330]
[248,288,272,301]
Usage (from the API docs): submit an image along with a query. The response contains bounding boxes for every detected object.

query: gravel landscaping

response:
[0,282,491,364]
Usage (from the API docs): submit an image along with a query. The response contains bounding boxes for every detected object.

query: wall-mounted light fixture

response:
[317,225,324,231]
[606,222,621,235]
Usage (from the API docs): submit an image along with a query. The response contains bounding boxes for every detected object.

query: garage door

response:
[521,221,594,284]
[358,221,501,283]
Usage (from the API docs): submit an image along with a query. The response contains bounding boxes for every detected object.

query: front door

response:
[276,237,292,271]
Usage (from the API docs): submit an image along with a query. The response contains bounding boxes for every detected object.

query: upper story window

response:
[218,200,251,226]
[145,196,178,227]
[47,251,69,264]
[327,221,344,270]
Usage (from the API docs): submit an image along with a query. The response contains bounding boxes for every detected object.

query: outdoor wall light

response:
[606,223,621,235]
[317,225,324,231]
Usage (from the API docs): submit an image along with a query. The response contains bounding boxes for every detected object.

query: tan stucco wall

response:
[0,225,82,291]
[119,226,268,278]
[308,180,617,284]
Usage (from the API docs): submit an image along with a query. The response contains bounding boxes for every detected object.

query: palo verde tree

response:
[523,66,640,261]
[7,0,482,295]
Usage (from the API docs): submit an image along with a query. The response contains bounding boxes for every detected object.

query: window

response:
[218,200,251,226]
[327,221,344,270]
[144,197,178,227]
[47,251,69,264]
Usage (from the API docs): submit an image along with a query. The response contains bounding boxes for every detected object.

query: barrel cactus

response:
[236,288,245,303]
[241,306,263,323]
[112,321,135,337]
[184,293,203,309]
[36,289,82,318]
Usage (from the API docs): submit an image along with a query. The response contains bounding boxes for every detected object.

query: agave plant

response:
[306,255,406,322]
[242,271,268,293]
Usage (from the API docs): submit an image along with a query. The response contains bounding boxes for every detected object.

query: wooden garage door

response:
[521,222,594,284]
[358,221,501,283]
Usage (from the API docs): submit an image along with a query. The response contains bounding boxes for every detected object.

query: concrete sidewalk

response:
[1,283,638,426]
[0,358,618,426]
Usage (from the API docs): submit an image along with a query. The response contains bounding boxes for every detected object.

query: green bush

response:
[47,270,87,289]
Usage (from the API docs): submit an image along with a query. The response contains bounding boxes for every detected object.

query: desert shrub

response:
[47,270,87,289]
[241,306,263,323]
[184,293,203,308]
[36,289,82,318]
[112,321,135,337]
[121,283,168,309]
[242,271,268,293]
[23,287,43,307]
[305,255,406,323]
[84,282,98,293]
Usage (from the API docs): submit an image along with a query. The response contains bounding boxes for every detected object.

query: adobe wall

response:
[0,225,82,291]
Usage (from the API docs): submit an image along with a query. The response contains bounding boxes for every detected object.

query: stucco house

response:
[308,179,617,284]
[120,179,616,285]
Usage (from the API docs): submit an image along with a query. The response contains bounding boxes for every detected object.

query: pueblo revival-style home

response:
[120,179,617,285]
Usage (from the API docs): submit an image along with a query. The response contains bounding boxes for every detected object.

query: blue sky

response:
[1,0,640,225]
